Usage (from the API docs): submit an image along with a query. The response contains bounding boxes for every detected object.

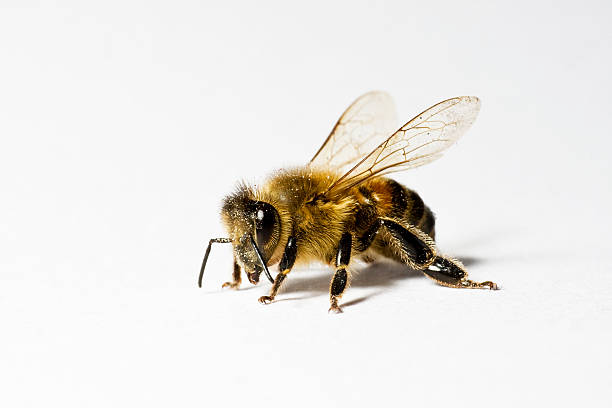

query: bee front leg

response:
[222,259,242,290]
[329,232,352,314]
[258,236,297,305]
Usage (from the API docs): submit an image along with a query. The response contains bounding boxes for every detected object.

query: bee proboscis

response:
[199,91,498,313]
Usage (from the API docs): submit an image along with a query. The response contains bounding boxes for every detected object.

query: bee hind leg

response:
[423,256,499,290]
[358,218,498,290]
[359,218,437,270]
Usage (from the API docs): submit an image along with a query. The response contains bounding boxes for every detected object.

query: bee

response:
[198,91,499,313]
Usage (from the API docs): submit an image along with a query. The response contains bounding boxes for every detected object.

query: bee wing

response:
[309,91,398,174]
[324,96,481,196]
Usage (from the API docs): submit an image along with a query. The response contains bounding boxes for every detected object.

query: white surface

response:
[1,1,611,407]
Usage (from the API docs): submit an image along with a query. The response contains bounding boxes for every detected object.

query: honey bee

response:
[198,91,499,313]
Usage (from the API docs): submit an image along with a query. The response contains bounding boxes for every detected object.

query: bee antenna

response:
[198,238,232,288]
[249,235,275,284]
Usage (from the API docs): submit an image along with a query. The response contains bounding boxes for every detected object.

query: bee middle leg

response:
[328,232,352,314]
[258,236,297,304]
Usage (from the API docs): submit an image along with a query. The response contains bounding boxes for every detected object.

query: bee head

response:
[221,189,282,284]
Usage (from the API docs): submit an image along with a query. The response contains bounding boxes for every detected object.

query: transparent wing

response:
[324,96,481,196]
[309,91,398,174]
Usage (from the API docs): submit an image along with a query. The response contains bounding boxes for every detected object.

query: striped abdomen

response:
[352,177,436,241]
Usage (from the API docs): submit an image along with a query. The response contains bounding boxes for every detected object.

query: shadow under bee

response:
[451,256,484,267]
[278,255,487,308]
[281,262,420,298]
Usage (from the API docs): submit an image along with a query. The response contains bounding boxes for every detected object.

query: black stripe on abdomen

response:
[387,179,408,218]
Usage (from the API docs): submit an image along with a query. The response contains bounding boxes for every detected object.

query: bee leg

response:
[258,236,297,305]
[360,218,497,290]
[423,255,499,290]
[329,232,352,314]
[222,260,242,290]
[358,218,436,269]
[258,271,289,304]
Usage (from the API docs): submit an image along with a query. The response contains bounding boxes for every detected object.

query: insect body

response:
[199,92,499,313]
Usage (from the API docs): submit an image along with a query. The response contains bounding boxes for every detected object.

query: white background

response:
[1,1,611,407]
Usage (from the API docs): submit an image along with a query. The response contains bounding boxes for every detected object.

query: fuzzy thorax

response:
[221,167,357,270]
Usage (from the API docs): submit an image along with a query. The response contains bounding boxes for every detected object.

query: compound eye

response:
[253,202,280,253]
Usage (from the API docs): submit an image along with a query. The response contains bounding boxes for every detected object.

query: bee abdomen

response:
[387,179,409,218]
[376,178,436,239]
[351,178,436,248]
[419,206,436,239]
